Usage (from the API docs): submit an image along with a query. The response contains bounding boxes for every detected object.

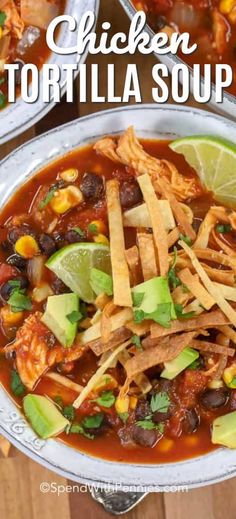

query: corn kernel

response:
[15,235,39,259]
[59,168,78,183]
[229,7,236,22]
[223,363,236,388]
[50,186,83,215]
[158,438,174,453]
[129,396,138,410]
[0,27,3,39]
[208,379,224,389]
[0,305,24,327]
[220,0,235,14]
[93,234,109,246]
[89,220,107,235]
[115,395,130,414]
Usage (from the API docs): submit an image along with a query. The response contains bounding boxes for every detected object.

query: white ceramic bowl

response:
[0,0,99,145]
[1,105,236,490]
[119,0,236,121]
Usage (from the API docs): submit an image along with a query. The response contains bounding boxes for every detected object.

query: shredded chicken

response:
[0,0,24,40]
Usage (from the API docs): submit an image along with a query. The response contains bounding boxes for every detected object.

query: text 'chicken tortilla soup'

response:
[1,128,236,463]
[0,0,65,108]
[132,0,236,97]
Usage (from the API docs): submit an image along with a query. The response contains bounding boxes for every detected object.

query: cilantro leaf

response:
[69,423,94,439]
[10,370,25,397]
[188,359,200,370]
[63,405,75,421]
[133,309,145,324]
[8,288,32,313]
[118,412,129,423]
[39,186,57,210]
[88,223,98,234]
[0,91,7,109]
[53,395,64,408]
[82,413,104,429]
[132,292,145,308]
[148,303,172,328]
[179,234,192,246]
[150,392,170,414]
[93,390,115,408]
[8,279,21,289]
[90,268,113,297]
[168,247,181,289]
[174,304,195,319]
[66,310,83,324]
[72,226,85,237]
[131,334,143,350]
[136,419,162,430]
[0,11,6,27]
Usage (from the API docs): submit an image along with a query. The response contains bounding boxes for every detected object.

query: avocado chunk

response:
[132,276,176,325]
[161,347,199,380]
[41,293,79,347]
[212,411,236,448]
[23,394,69,439]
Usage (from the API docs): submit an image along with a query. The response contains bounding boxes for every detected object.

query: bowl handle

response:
[90,487,148,515]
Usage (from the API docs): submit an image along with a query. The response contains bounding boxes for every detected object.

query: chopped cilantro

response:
[92,390,115,408]
[179,234,192,245]
[132,292,145,308]
[8,286,32,313]
[63,405,75,421]
[131,334,143,350]
[188,359,201,370]
[53,395,64,408]
[150,392,170,414]
[174,303,195,319]
[66,310,83,324]
[88,223,98,234]
[10,370,25,397]
[72,226,85,237]
[118,412,129,423]
[0,77,5,86]
[8,279,21,288]
[39,186,57,210]
[82,413,104,429]
[69,423,94,439]
[136,419,159,430]
[216,223,232,234]
[0,11,6,27]
[133,309,145,324]
[0,91,7,109]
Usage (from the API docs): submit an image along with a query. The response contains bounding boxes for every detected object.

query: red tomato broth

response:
[0,138,232,464]
[132,0,236,96]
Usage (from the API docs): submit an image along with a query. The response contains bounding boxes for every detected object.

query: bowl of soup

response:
[1,104,236,488]
[119,0,236,120]
[0,0,99,144]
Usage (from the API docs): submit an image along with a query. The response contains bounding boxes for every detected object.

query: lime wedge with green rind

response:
[170,136,236,208]
[46,243,111,303]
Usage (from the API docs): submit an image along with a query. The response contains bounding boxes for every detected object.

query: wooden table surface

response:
[0,1,234,518]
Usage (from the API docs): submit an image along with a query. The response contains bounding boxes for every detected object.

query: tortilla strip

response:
[106,180,132,307]
[193,248,236,272]
[95,293,111,310]
[172,283,195,306]
[123,201,175,230]
[118,350,152,394]
[101,301,117,343]
[0,435,11,458]
[125,319,151,336]
[175,255,235,286]
[193,209,217,249]
[150,308,229,340]
[180,240,236,327]
[183,299,204,316]
[178,268,215,310]
[45,372,83,393]
[156,177,196,241]
[216,325,236,345]
[125,245,142,286]
[77,308,133,345]
[89,327,132,356]
[212,229,236,259]
[137,174,169,276]
[191,339,235,357]
[168,227,180,248]
[213,354,228,380]
[73,339,132,408]
[125,331,197,379]
[137,233,158,280]
[213,283,236,302]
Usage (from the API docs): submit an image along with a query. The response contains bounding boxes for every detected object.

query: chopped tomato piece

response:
[0,263,17,284]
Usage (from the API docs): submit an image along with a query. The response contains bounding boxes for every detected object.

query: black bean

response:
[120,181,142,209]
[8,225,36,244]
[14,59,25,85]
[51,277,70,295]
[131,424,159,447]
[65,230,86,244]
[199,388,229,409]
[39,233,56,256]
[147,13,167,31]
[7,254,27,270]
[1,241,12,253]
[135,399,151,421]
[183,409,200,434]
[152,409,172,423]
[0,276,28,303]
[80,173,104,200]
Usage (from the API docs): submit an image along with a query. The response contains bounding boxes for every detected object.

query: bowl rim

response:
[0,0,100,145]
[118,0,236,118]
[1,103,236,489]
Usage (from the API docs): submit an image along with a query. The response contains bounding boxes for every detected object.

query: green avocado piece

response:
[23,394,69,439]
[41,293,79,347]
[161,347,199,380]
[212,411,236,448]
[132,276,176,318]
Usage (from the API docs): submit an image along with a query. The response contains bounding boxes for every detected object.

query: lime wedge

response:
[170,136,236,208]
[46,243,111,303]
